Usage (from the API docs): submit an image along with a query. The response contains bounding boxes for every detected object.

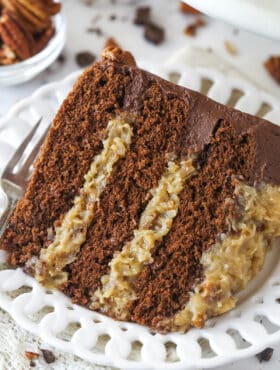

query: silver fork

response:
[0,118,49,236]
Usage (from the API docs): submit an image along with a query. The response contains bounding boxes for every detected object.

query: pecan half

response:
[2,0,61,33]
[264,55,280,85]
[33,25,54,55]
[0,10,34,60]
[25,351,39,361]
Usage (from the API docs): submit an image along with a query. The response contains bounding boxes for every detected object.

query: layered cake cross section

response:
[1,47,280,333]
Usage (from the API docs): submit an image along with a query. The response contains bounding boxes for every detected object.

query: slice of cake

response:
[1,47,280,333]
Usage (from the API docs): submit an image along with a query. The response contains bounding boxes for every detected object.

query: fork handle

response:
[0,197,18,237]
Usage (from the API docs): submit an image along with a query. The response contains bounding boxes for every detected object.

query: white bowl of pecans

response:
[0,0,66,86]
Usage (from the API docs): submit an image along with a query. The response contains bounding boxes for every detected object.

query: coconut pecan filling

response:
[36,116,133,286]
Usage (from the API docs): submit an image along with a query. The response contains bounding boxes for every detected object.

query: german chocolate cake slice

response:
[1,47,280,333]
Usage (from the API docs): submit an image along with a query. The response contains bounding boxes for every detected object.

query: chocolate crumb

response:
[184,24,195,36]
[256,347,274,362]
[133,6,165,45]
[184,17,205,37]
[87,27,103,36]
[144,22,165,45]
[264,56,280,85]
[180,2,200,14]
[134,6,151,25]
[41,349,56,364]
[75,51,96,67]
[276,298,280,303]
[30,360,36,367]
[25,351,39,361]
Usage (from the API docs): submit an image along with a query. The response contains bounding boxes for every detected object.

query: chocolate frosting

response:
[101,49,280,186]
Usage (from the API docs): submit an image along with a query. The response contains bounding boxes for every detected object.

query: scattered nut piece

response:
[144,22,165,45]
[184,17,205,37]
[256,347,274,363]
[264,55,280,85]
[134,6,151,25]
[41,349,56,364]
[224,40,238,55]
[76,51,96,68]
[180,2,200,14]
[184,24,195,37]
[25,351,39,361]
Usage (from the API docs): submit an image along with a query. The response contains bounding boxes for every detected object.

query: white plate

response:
[1,62,280,369]
[183,0,280,41]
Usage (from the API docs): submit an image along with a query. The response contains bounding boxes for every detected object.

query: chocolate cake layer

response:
[1,47,280,333]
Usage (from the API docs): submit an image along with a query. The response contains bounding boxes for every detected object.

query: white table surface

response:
[1,0,280,369]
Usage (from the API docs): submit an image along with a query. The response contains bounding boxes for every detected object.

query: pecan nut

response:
[2,0,61,33]
[264,56,280,85]
[33,25,54,55]
[0,10,34,60]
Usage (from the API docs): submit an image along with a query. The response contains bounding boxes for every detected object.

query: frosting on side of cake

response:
[36,115,134,286]
[161,182,280,332]
[91,158,195,318]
